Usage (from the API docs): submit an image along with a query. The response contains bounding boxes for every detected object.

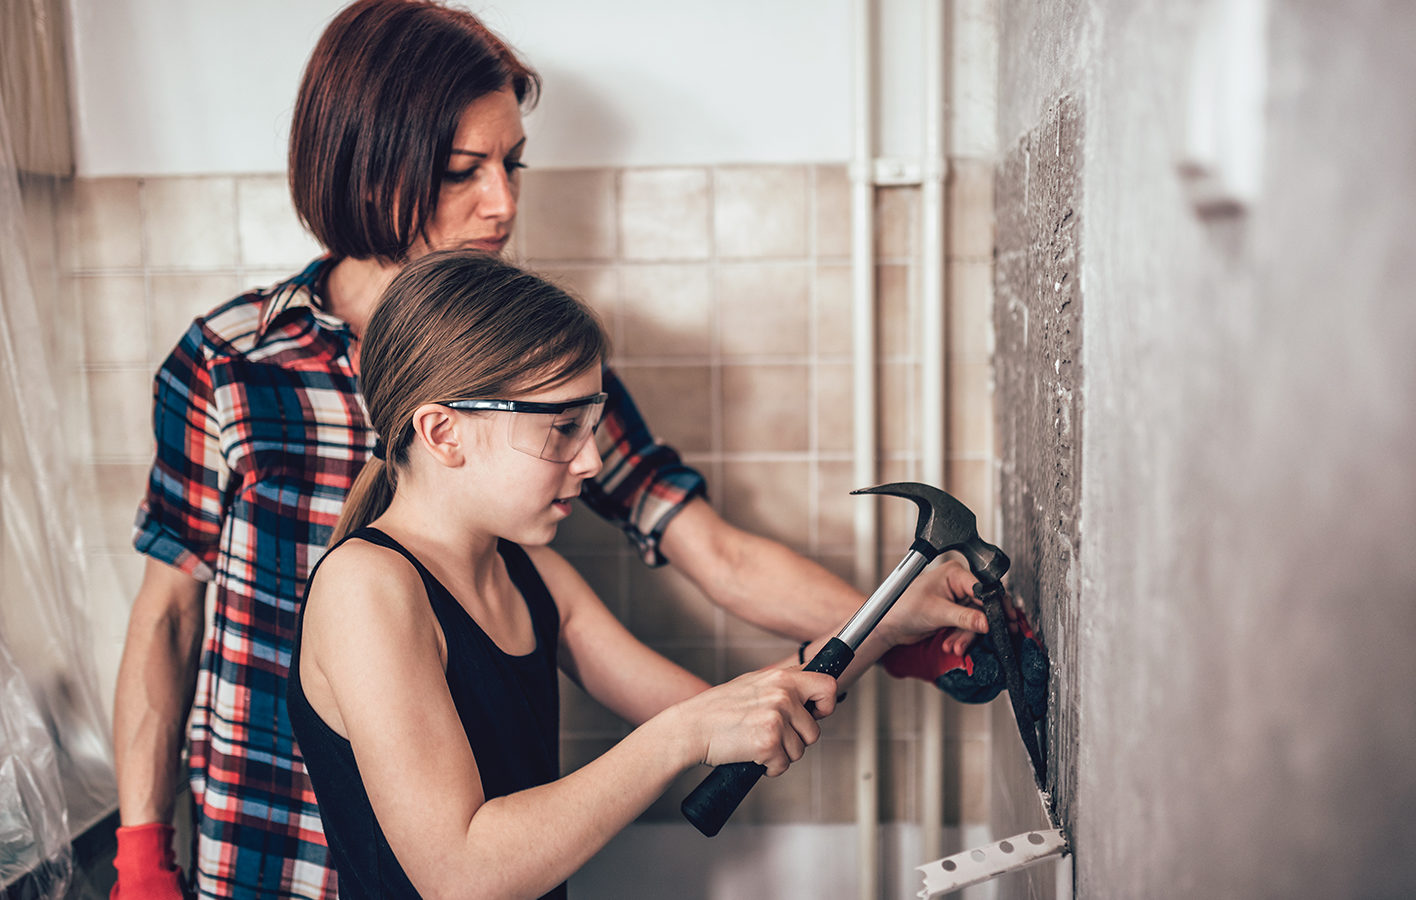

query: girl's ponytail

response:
[331,454,396,544]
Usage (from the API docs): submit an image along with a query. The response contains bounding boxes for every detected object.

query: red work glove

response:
[111,822,186,899]
[882,602,1048,716]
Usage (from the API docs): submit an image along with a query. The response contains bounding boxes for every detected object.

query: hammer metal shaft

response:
[836,549,931,649]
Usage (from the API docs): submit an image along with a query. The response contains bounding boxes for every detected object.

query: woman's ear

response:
[409,403,466,468]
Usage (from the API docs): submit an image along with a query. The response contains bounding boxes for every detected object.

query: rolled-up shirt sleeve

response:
[132,320,230,582]
[581,365,706,567]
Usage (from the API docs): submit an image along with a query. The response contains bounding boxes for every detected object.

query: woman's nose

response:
[480,167,518,222]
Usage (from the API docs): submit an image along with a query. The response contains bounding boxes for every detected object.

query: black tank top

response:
[287,526,564,899]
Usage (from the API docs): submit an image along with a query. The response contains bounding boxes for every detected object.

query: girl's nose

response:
[570,430,602,479]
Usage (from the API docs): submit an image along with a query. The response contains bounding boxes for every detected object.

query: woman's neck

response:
[324,255,401,337]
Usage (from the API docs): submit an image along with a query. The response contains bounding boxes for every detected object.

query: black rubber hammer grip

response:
[680,637,856,837]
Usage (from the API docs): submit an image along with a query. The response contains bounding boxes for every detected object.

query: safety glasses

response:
[444,392,607,462]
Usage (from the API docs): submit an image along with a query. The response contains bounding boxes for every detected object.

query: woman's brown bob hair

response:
[332,250,609,542]
[290,0,540,262]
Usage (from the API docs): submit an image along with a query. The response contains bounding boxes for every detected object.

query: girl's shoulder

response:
[305,536,436,637]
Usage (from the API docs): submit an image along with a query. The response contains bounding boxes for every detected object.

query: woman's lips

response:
[467,235,509,252]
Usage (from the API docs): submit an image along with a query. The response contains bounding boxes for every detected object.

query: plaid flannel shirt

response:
[133,257,704,900]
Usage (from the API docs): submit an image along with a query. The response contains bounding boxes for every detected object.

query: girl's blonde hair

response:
[332,250,609,542]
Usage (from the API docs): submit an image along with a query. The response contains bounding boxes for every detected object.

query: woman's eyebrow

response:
[449,137,527,158]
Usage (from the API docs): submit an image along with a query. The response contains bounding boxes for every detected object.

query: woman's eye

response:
[506,159,526,174]
[443,166,477,184]
[553,421,581,437]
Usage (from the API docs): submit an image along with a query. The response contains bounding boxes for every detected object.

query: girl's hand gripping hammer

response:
[681,481,1010,837]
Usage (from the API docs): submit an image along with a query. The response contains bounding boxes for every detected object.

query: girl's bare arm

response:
[302,541,837,900]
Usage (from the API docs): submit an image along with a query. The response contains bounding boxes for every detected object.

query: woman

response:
[288,250,891,898]
[110,2,988,898]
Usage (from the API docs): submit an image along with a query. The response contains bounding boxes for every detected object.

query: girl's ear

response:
[409,403,465,468]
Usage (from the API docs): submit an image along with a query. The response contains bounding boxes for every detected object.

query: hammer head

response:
[851,482,1010,585]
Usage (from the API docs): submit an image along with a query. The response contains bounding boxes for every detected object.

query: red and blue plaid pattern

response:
[134,257,704,899]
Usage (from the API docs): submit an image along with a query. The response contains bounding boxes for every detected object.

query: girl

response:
[286,251,921,898]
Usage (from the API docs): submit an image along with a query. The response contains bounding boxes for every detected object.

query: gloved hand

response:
[881,600,1048,719]
[111,822,186,900]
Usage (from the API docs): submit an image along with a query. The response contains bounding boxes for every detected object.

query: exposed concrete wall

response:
[992,1,1416,897]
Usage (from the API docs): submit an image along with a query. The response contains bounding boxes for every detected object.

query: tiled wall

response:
[55,162,996,828]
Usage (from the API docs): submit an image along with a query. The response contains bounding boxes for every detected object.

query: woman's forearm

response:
[112,560,206,824]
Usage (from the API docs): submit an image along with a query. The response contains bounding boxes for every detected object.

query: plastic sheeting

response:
[1,31,117,898]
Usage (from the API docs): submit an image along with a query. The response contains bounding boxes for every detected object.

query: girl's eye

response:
[506,159,526,175]
[443,166,477,184]
[553,420,581,437]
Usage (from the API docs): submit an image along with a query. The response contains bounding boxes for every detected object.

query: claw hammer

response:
[681,481,1010,837]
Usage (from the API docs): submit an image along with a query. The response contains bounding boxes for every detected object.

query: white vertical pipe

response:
[850,0,880,897]
[919,0,949,860]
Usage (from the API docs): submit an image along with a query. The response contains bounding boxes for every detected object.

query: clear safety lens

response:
[506,398,605,462]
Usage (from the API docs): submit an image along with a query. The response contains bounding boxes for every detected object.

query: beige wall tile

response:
[147,273,244,367]
[878,263,915,359]
[555,553,623,615]
[717,263,809,357]
[879,458,923,552]
[618,264,712,358]
[948,258,995,360]
[883,678,921,739]
[815,263,852,357]
[948,158,995,258]
[814,362,853,453]
[880,361,918,455]
[536,265,620,347]
[520,168,617,261]
[721,640,796,671]
[550,505,628,554]
[813,164,851,259]
[619,168,710,261]
[876,186,918,259]
[946,458,992,531]
[614,365,713,453]
[947,361,993,456]
[81,462,149,552]
[943,692,992,739]
[721,365,809,452]
[85,368,156,460]
[236,175,323,269]
[817,737,858,821]
[719,461,811,551]
[714,165,808,259]
[86,550,147,722]
[69,178,142,270]
[142,177,238,269]
[942,737,990,824]
[880,738,917,821]
[78,275,147,367]
[625,563,718,642]
[559,673,628,737]
[816,460,858,547]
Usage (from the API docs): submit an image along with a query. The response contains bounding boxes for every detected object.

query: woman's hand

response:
[672,668,839,776]
[879,558,988,652]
